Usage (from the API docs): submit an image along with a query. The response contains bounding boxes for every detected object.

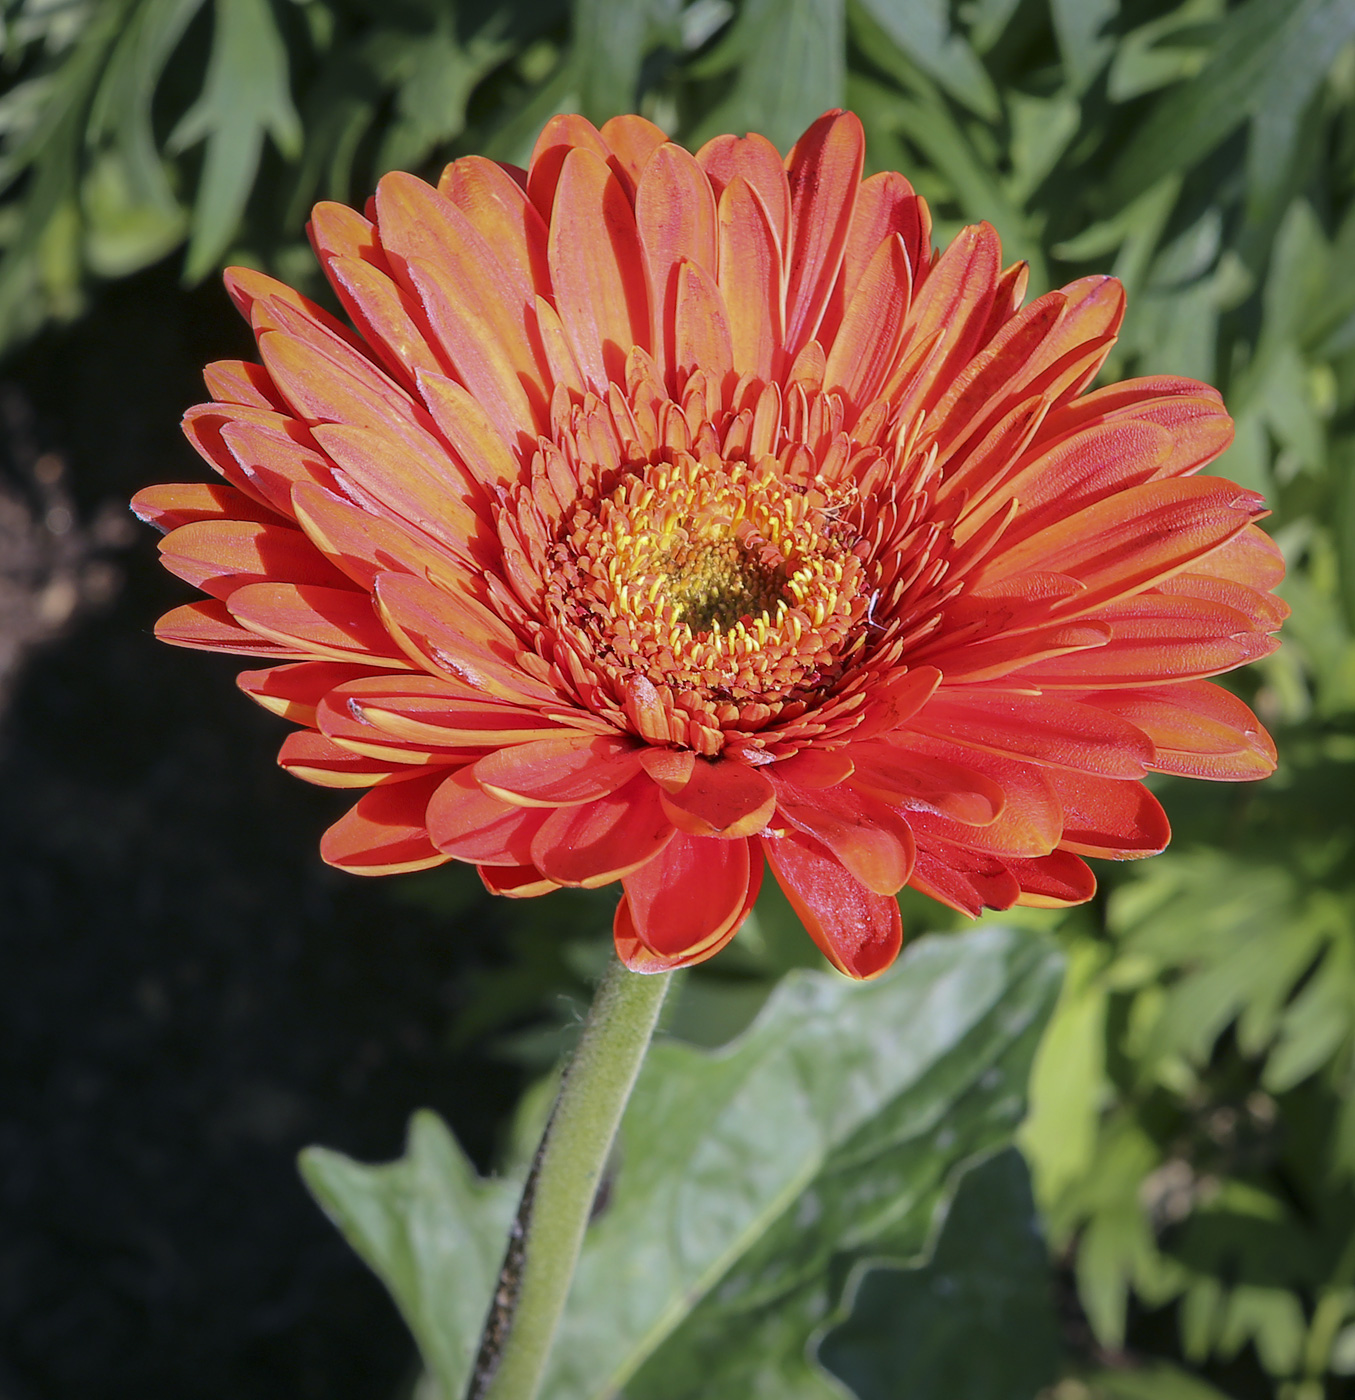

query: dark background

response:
[0,262,524,1399]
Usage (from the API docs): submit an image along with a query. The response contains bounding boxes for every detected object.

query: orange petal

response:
[548,147,651,390]
[320,770,451,875]
[599,114,670,188]
[291,481,461,593]
[530,774,675,887]
[202,360,285,410]
[224,265,367,356]
[904,751,1061,858]
[323,254,444,387]
[480,864,562,899]
[132,482,279,533]
[373,172,548,438]
[717,176,783,382]
[983,477,1267,609]
[308,420,488,562]
[823,235,912,409]
[784,110,864,353]
[673,260,734,387]
[1073,680,1277,781]
[155,599,307,658]
[884,222,1001,414]
[373,572,561,707]
[1018,592,1279,687]
[336,674,585,747]
[636,143,719,384]
[439,154,551,302]
[226,581,411,666]
[158,518,349,600]
[762,831,903,979]
[526,114,613,219]
[821,170,928,347]
[473,734,644,807]
[278,730,409,787]
[696,132,790,248]
[658,758,776,838]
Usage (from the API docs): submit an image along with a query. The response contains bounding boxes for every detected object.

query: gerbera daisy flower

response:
[132,110,1284,980]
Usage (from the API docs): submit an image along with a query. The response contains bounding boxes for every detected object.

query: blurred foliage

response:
[11,0,1355,1393]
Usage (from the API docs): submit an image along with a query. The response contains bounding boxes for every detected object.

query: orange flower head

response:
[133,111,1286,979]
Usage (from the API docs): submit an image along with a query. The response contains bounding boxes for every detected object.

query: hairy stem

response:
[469,959,672,1400]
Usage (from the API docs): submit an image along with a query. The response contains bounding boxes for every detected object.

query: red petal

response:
[1077,680,1276,781]
[1008,852,1097,908]
[425,765,550,865]
[847,739,1006,825]
[762,831,903,979]
[658,759,776,838]
[473,734,644,807]
[278,730,408,787]
[620,832,757,958]
[909,844,1020,917]
[910,689,1154,777]
[1049,771,1170,858]
[530,775,675,887]
[236,660,372,724]
[320,770,450,875]
[770,779,916,895]
[480,864,562,899]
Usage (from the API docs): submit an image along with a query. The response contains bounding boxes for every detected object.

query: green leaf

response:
[817,1149,1059,1400]
[168,0,302,281]
[1050,0,1118,93]
[853,0,999,120]
[1106,0,1355,210]
[299,1112,521,1398]
[1020,941,1109,1210]
[689,0,845,152]
[573,925,1060,1399]
[1089,1362,1235,1400]
[301,925,1059,1400]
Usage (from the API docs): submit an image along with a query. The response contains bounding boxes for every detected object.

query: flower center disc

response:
[547,452,874,737]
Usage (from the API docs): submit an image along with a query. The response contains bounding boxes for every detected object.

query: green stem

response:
[469,959,672,1400]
